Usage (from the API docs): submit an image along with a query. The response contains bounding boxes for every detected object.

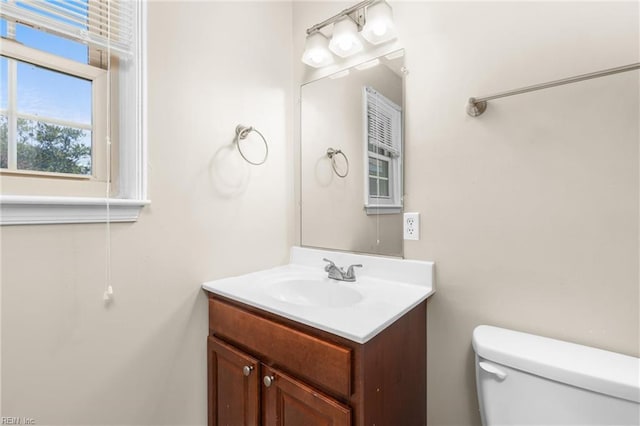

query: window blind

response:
[0,0,134,56]
[365,86,401,157]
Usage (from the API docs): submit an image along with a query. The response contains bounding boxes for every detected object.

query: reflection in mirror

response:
[301,49,404,257]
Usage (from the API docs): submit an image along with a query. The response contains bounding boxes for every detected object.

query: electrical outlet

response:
[403,212,420,240]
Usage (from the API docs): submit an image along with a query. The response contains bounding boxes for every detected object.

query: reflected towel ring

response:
[326,148,349,178]
[235,124,268,165]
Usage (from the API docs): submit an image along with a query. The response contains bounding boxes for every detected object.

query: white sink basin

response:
[202,247,435,343]
[266,278,363,308]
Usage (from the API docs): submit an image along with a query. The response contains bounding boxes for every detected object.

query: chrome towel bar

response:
[467,62,640,117]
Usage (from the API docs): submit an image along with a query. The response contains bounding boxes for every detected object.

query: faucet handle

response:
[322,258,336,272]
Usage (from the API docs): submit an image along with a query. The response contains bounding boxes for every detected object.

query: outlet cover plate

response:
[404,212,420,240]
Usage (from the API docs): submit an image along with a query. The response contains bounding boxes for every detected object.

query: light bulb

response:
[372,23,387,36]
[362,1,397,45]
[338,37,353,51]
[302,32,334,67]
[328,17,363,57]
[309,50,324,64]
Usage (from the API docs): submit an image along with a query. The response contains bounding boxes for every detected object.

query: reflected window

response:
[364,86,402,214]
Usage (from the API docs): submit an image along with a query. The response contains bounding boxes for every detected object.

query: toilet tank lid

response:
[472,325,640,403]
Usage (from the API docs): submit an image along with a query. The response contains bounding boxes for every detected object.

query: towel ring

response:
[326,148,349,178]
[235,124,268,165]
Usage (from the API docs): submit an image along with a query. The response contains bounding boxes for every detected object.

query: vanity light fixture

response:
[302,0,398,68]
[301,32,334,68]
[361,0,396,45]
[328,17,363,58]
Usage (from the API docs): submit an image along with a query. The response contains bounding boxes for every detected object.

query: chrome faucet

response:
[323,258,363,282]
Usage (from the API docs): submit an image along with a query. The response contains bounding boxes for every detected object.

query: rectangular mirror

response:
[300,49,405,257]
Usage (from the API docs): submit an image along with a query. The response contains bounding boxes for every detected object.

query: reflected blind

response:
[365,86,401,157]
[0,0,134,56]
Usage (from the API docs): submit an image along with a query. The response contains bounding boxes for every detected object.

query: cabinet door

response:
[262,365,351,426]
[208,337,260,426]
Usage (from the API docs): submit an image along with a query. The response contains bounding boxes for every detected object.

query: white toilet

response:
[472,325,640,425]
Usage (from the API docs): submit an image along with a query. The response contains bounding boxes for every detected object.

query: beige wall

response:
[295,1,639,425]
[301,63,403,256]
[0,2,294,424]
[405,2,639,425]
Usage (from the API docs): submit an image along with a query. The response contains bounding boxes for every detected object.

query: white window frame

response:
[0,1,148,225]
[1,39,107,179]
[363,86,402,215]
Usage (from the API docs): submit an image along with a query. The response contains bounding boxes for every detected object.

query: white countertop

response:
[202,247,435,343]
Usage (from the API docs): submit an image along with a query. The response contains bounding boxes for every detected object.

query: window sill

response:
[0,195,150,225]
[365,204,402,215]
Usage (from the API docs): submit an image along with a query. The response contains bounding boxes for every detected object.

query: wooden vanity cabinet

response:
[206,293,427,426]
[208,336,350,426]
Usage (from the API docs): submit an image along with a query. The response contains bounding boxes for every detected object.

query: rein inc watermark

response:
[1,418,35,425]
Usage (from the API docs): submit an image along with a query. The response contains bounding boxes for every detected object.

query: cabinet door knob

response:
[242,365,254,377]
[263,375,276,387]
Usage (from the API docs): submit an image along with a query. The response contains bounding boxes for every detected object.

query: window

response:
[0,0,147,224]
[1,40,104,179]
[363,85,402,214]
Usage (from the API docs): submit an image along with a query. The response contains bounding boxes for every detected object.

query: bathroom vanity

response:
[203,247,435,426]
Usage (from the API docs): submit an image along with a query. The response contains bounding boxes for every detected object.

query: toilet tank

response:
[472,325,640,426]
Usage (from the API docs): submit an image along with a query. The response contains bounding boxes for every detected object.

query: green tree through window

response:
[0,116,90,175]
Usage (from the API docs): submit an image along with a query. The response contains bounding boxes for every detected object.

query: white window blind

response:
[365,86,401,157]
[0,0,134,56]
